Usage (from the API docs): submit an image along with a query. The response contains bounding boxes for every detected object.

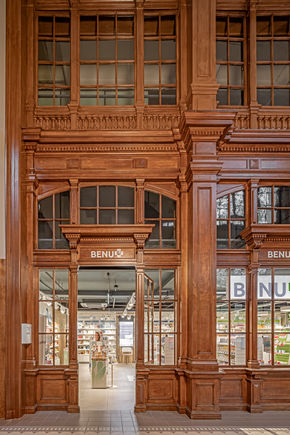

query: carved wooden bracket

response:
[241,224,290,250]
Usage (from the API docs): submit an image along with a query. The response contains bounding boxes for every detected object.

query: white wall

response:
[0,0,5,259]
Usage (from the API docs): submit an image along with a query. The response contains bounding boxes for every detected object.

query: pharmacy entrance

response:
[77,267,136,410]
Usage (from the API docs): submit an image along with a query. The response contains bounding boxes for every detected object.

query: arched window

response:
[38,191,70,249]
[216,190,245,249]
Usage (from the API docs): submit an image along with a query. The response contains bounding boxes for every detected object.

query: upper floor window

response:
[216,16,245,106]
[144,15,177,105]
[38,15,70,106]
[217,190,245,249]
[257,15,290,106]
[38,191,70,249]
[80,14,135,106]
[257,186,290,224]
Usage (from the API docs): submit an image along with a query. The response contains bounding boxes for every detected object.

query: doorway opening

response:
[77,267,136,411]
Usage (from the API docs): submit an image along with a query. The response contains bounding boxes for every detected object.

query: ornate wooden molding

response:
[241,224,290,249]
[35,143,177,153]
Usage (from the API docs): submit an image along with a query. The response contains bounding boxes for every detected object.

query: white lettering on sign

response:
[267,251,290,259]
[91,249,124,259]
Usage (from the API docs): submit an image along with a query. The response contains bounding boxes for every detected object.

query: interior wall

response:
[0,0,6,419]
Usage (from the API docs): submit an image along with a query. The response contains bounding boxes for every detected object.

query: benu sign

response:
[267,251,290,259]
[91,249,124,259]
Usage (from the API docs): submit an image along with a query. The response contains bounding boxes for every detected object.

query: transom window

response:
[80,185,135,224]
[216,268,246,366]
[80,14,135,105]
[39,269,69,365]
[216,16,246,106]
[144,269,177,365]
[216,190,245,249]
[257,15,290,106]
[258,268,290,366]
[38,191,70,249]
[38,15,70,106]
[257,186,290,224]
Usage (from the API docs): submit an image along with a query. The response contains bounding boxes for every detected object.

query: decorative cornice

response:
[241,224,290,249]
[35,143,178,153]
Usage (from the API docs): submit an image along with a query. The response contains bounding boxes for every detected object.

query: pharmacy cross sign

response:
[90,249,124,259]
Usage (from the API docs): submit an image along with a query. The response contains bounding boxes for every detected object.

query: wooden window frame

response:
[257,184,290,224]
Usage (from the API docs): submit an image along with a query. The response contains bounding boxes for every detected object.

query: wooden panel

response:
[262,379,290,400]
[148,379,174,401]
[37,376,67,404]
[0,259,5,418]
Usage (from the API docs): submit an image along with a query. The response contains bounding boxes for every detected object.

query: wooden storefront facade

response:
[2,0,290,420]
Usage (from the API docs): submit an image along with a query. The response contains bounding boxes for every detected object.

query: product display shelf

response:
[77,319,116,363]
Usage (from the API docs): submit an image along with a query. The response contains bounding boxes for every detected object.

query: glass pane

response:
[80,209,97,224]
[38,196,53,219]
[274,16,290,35]
[144,64,159,85]
[99,186,115,207]
[229,17,243,36]
[230,221,245,249]
[216,268,229,300]
[118,186,134,207]
[217,196,228,219]
[274,186,290,207]
[99,209,116,224]
[117,209,134,224]
[39,335,53,365]
[117,40,134,60]
[55,269,69,300]
[258,334,272,365]
[216,18,227,36]
[229,41,243,61]
[217,220,228,249]
[231,335,246,365]
[230,268,246,300]
[144,40,159,61]
[145,269,160,299]
[274,40,290,61]
[38,65,53,84]
[55,302,69,333]
[257,65,271,86]
[55,191,70,219]
[80,186,97,207]
[161,221,176,248]
[38,88,53,106]
[55,221,69,249]
[230,89,243,105]
[275,302,290,331]
[80,64,97,85]
[117,88,134,105]
[161,334,175,365]
[258,187,272,207]
[55,17,70,36]
[217,303,229,332]
[99,40,115,61]
[145,220,160,249]
[257,41,271,61]
[145,191,159,218]
[80,40,97,61]
[80,16,97,36]
[38,221,53,249]
[217,335,229,365]
[154,334,160,365]
[117,63,134,84]
[257,268,272,300]
[55,66,70,86]
[54,89,70,106]
[161,303,175,332]
[39,269,53,299]
[258,302,272,331]
[257,88,271,106]
[39,16,53,36]
[161,64,176,84]
[161,270,175,300]
[216,41,227,61]
[144,88,159,105]
[275,333,290,365]
[274,89,290,106]
[217,88,228,105]
[274,65,290,86]
[55,334,69,365]
[161,16,175,36]
[38,40,53,61]
[230,191,245,218]
[274,269,290,299]
[161,40,176,60]
[55,41,70,62]
[117,16,134,35]
[39,302,53,333]
[80,88,98,105]
[257,209,272,223]
[257,16,271,35]
[274,209,290,224]
[99,88,116,105]
[99,16,115,35]
[231,302,246,332]
[144,17,158,36]
[161,88,176,105]
[162,196,176,218]
[99,64,115,85]
[216,64,227,85]
[229,65,243,85]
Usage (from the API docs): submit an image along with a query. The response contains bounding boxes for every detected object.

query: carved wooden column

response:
[190,0,219,110]
[24,0,35,127]
[69,2,80,129]
[181,112,234,419]
[69,179,79,225]
[179,0,190,109]
[136,179,145,224]
[135,0,144,128]
[248,0,259,129]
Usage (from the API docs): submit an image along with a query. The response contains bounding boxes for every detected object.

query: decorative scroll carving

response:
[232,112,250,130]
[142,114,180,130]
[232,110,290,131]
[77,114,137,130]
[36,144,177,153]
[34,115,71,130]
[241,224,290,250]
